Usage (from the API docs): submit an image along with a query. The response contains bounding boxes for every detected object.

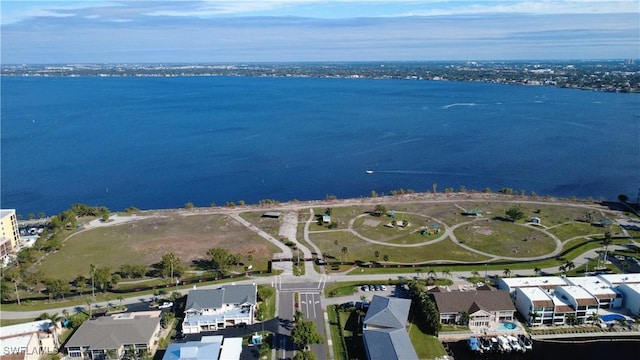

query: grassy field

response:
[13,196,636,309]
[454,220,558,257]
[37,213,281,281]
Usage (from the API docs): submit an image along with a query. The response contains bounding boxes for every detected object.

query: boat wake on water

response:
[365,170,472,177]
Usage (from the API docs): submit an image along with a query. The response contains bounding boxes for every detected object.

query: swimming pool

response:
[496,322,518,331]
[600,314,626,322]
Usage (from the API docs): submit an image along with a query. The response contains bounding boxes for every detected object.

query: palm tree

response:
[470,270,480,279]
[566,313,578,326]
[528,311,540,326]
[427,268,437,282]
[90,264,96,298]
[564,261,575,274]
[587,312,601,326]
[415,268,423,279]
[37,312,63,348]
[442,269,451,279]
[533,267,542,276]
[459,311,470,326]
[85,297,94,317]
[503,268,512,278]
[602,231,612,266]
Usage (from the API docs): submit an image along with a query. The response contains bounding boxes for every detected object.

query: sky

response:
[1,0,639,63]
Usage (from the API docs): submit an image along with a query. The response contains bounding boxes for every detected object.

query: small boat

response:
[497,336,511,352]
[518,334,533,351]
[365,170,374,174]
[507,335,522,352]
[467,337,481,352]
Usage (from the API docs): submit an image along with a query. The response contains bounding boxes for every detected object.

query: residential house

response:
[64,311,161,359]
[162,336,242,360]
[182,285,256,334]
[429,288,516,327]
[362,295,418,360]
[0,320,60,360]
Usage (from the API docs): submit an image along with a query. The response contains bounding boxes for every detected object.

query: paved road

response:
[299,292,327,360]
[276,291,295,360]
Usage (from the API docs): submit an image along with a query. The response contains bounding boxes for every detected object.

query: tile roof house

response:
[64,311,161,360]
[162,336,242,360]
[429,288,516,327]
[182,285,256,334]
[362,295,418,360]
[0,320,60,360]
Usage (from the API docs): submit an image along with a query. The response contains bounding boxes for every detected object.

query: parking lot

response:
[324,283,412,309]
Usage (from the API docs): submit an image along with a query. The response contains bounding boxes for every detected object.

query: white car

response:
[158,301,174,309]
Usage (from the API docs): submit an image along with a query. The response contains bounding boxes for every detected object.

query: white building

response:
[182,285,256,334]
[565,276,623,309]
[0,320,60,360]
[513,287,555,326]
[554,285,599,323]
[616,283,640,316]
[497,276,568,298]
[0,209,20,264]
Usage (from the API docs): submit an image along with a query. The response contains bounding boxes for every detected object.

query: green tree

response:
[257,285,274,302]
[184,202,195,209]
[160,252,183,279]
[294,350,317,360]
[94,266,118,292]
[374,204,386,217]
[291,315,323,351]
[340,247,348,262]
[374,250,380,259]
[207,248,235,275]
[505,206,525,222]
[45,278,71,300]
[503,268,512,278]
[383,254,389,261]
[618,194,629,203]
[417,292,441,335]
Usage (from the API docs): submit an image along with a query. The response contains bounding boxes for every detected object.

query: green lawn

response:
[454,220,557,257]
[408,325,447,359]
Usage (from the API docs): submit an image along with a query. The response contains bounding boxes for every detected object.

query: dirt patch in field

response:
[114,213,276,264]
[472,226,493,236]
[363,219,381,227]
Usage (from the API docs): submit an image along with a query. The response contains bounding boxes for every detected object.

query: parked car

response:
[158,301,174,309]
[380,285,387,291]
[361,285,370,291]
[342,301,355,309]
[373,285,381,291]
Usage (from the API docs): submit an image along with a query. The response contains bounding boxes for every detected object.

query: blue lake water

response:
[1,76,639,216]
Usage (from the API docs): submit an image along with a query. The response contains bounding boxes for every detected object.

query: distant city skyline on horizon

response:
[1,1,639,64]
